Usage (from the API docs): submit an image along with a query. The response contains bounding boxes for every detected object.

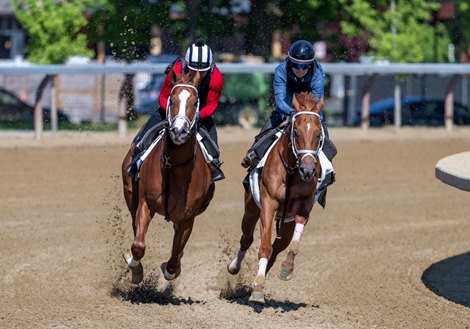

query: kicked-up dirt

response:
[0,126,469,328]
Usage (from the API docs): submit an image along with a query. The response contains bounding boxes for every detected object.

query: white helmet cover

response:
[185,38,213,71]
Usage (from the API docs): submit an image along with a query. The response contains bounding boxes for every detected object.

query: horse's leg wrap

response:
[278,224,304,281]
[254,258,268,285]
[249,258,268,304]
[227,249,246,275]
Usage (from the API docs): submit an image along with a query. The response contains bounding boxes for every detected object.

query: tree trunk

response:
[118,73,136,137]
[34,75,52,140]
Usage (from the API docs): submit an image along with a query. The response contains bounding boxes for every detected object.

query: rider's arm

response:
[158,61,183,110]
[311,63,325,117]
[199,66,224,119]
[273,62,295,117]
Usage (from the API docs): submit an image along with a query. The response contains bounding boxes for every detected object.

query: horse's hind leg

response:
[227,191,260,275]
[122,150,139,228]
[278,218,307,281]
[162,217,195,281]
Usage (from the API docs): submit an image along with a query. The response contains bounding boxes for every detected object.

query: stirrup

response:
[241,157,251,168]
[241,150,257,169]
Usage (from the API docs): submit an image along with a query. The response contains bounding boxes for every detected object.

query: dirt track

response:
[1,126,469,329]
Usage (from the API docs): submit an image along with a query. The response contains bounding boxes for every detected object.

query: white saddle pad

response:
[139,131,212,164]
[249,134,335,211]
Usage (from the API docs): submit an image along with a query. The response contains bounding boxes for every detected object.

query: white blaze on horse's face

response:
[169,89,192,145]
[291,112,324,182]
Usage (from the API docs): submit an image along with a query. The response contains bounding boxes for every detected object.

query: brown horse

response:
[228,92,325,303]
[121,70,214,283]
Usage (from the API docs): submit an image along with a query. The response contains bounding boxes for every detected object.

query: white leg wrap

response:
[164,267,175,280]
[292,223,304,242]
[257,258,268,276]
[229,249,246,271]
[127,256,140,268]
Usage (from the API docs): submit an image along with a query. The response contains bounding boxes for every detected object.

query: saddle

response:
[128,123,224,182]
[242,128,336,208]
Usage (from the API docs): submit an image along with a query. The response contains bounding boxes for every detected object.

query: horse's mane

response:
[172,70,199,86]
[295,92,316,109]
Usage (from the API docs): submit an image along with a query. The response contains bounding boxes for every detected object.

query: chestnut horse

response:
[228,92,325,303]
[121,70,214,283]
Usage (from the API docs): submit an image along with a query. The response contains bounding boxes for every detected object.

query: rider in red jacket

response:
[130,38,225,181]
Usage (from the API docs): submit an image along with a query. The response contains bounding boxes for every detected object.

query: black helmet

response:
[288,40,315,64]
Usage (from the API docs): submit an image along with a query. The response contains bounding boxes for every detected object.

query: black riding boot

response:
[241,111,284,169]
[198,120,225,182]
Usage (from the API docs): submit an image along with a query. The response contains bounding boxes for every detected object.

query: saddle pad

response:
[249,142,335,209]
[196,132,213,163]
[139,132,212,165]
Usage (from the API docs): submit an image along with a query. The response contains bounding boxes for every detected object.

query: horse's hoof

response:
[123,254,144,284]
[248,291,265,304]
[278,265,293,281]
[227,259,241,275]
[123,253,144,284]
[160,262,181,281]
[130,262,144,284]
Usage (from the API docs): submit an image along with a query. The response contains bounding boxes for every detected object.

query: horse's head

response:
[166,70,201,145]
[290,92,324,182]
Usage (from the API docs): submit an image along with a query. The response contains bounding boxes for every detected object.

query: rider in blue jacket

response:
[241,39,336,206]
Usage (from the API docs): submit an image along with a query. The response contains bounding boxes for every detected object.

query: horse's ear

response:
[314,97,324,114]
[192,70,201,86]
[292,93,300,112]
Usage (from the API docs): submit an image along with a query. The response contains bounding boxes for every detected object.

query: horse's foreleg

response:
[228,191,260,275]
[266,221,296,274]
[162,217,195,281]
[249,198,276,304]
[278,215,308,281]
[124,201,151,284]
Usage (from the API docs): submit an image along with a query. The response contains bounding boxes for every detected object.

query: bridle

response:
[162,83,201,222]
[287,111,324,170]
[276,110,324,237]
[166,83,200,133]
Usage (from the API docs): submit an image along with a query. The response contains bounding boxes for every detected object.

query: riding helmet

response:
[185,38,213,71]
[287,40,315,64]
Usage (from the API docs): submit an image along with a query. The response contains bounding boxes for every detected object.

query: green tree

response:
[13,0,105,64]
[452,0,470,62]
[13,0,108,137]
[339,0,450,63]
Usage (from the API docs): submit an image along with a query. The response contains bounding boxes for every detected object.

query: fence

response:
[1,62,470,139]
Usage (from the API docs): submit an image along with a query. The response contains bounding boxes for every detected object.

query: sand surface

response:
[1,126,469,328]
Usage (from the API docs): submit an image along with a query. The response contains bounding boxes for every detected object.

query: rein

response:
[162,83,199,221]
[162,133,197,221]
[276,111,324,237]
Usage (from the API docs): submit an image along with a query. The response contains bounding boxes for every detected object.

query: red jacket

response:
[158,60,224,119]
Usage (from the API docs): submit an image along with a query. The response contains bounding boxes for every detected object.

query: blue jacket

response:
[273,60,324,119]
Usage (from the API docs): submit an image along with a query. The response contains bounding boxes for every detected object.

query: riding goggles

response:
[292,63,310,70]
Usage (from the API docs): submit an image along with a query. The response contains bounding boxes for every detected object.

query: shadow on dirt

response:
[110,271,205,305]
[219,281,312,313]
[422,251,470,308]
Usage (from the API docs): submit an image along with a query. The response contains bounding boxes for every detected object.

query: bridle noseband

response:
[166,83,200,133]
[283,111,324,172]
